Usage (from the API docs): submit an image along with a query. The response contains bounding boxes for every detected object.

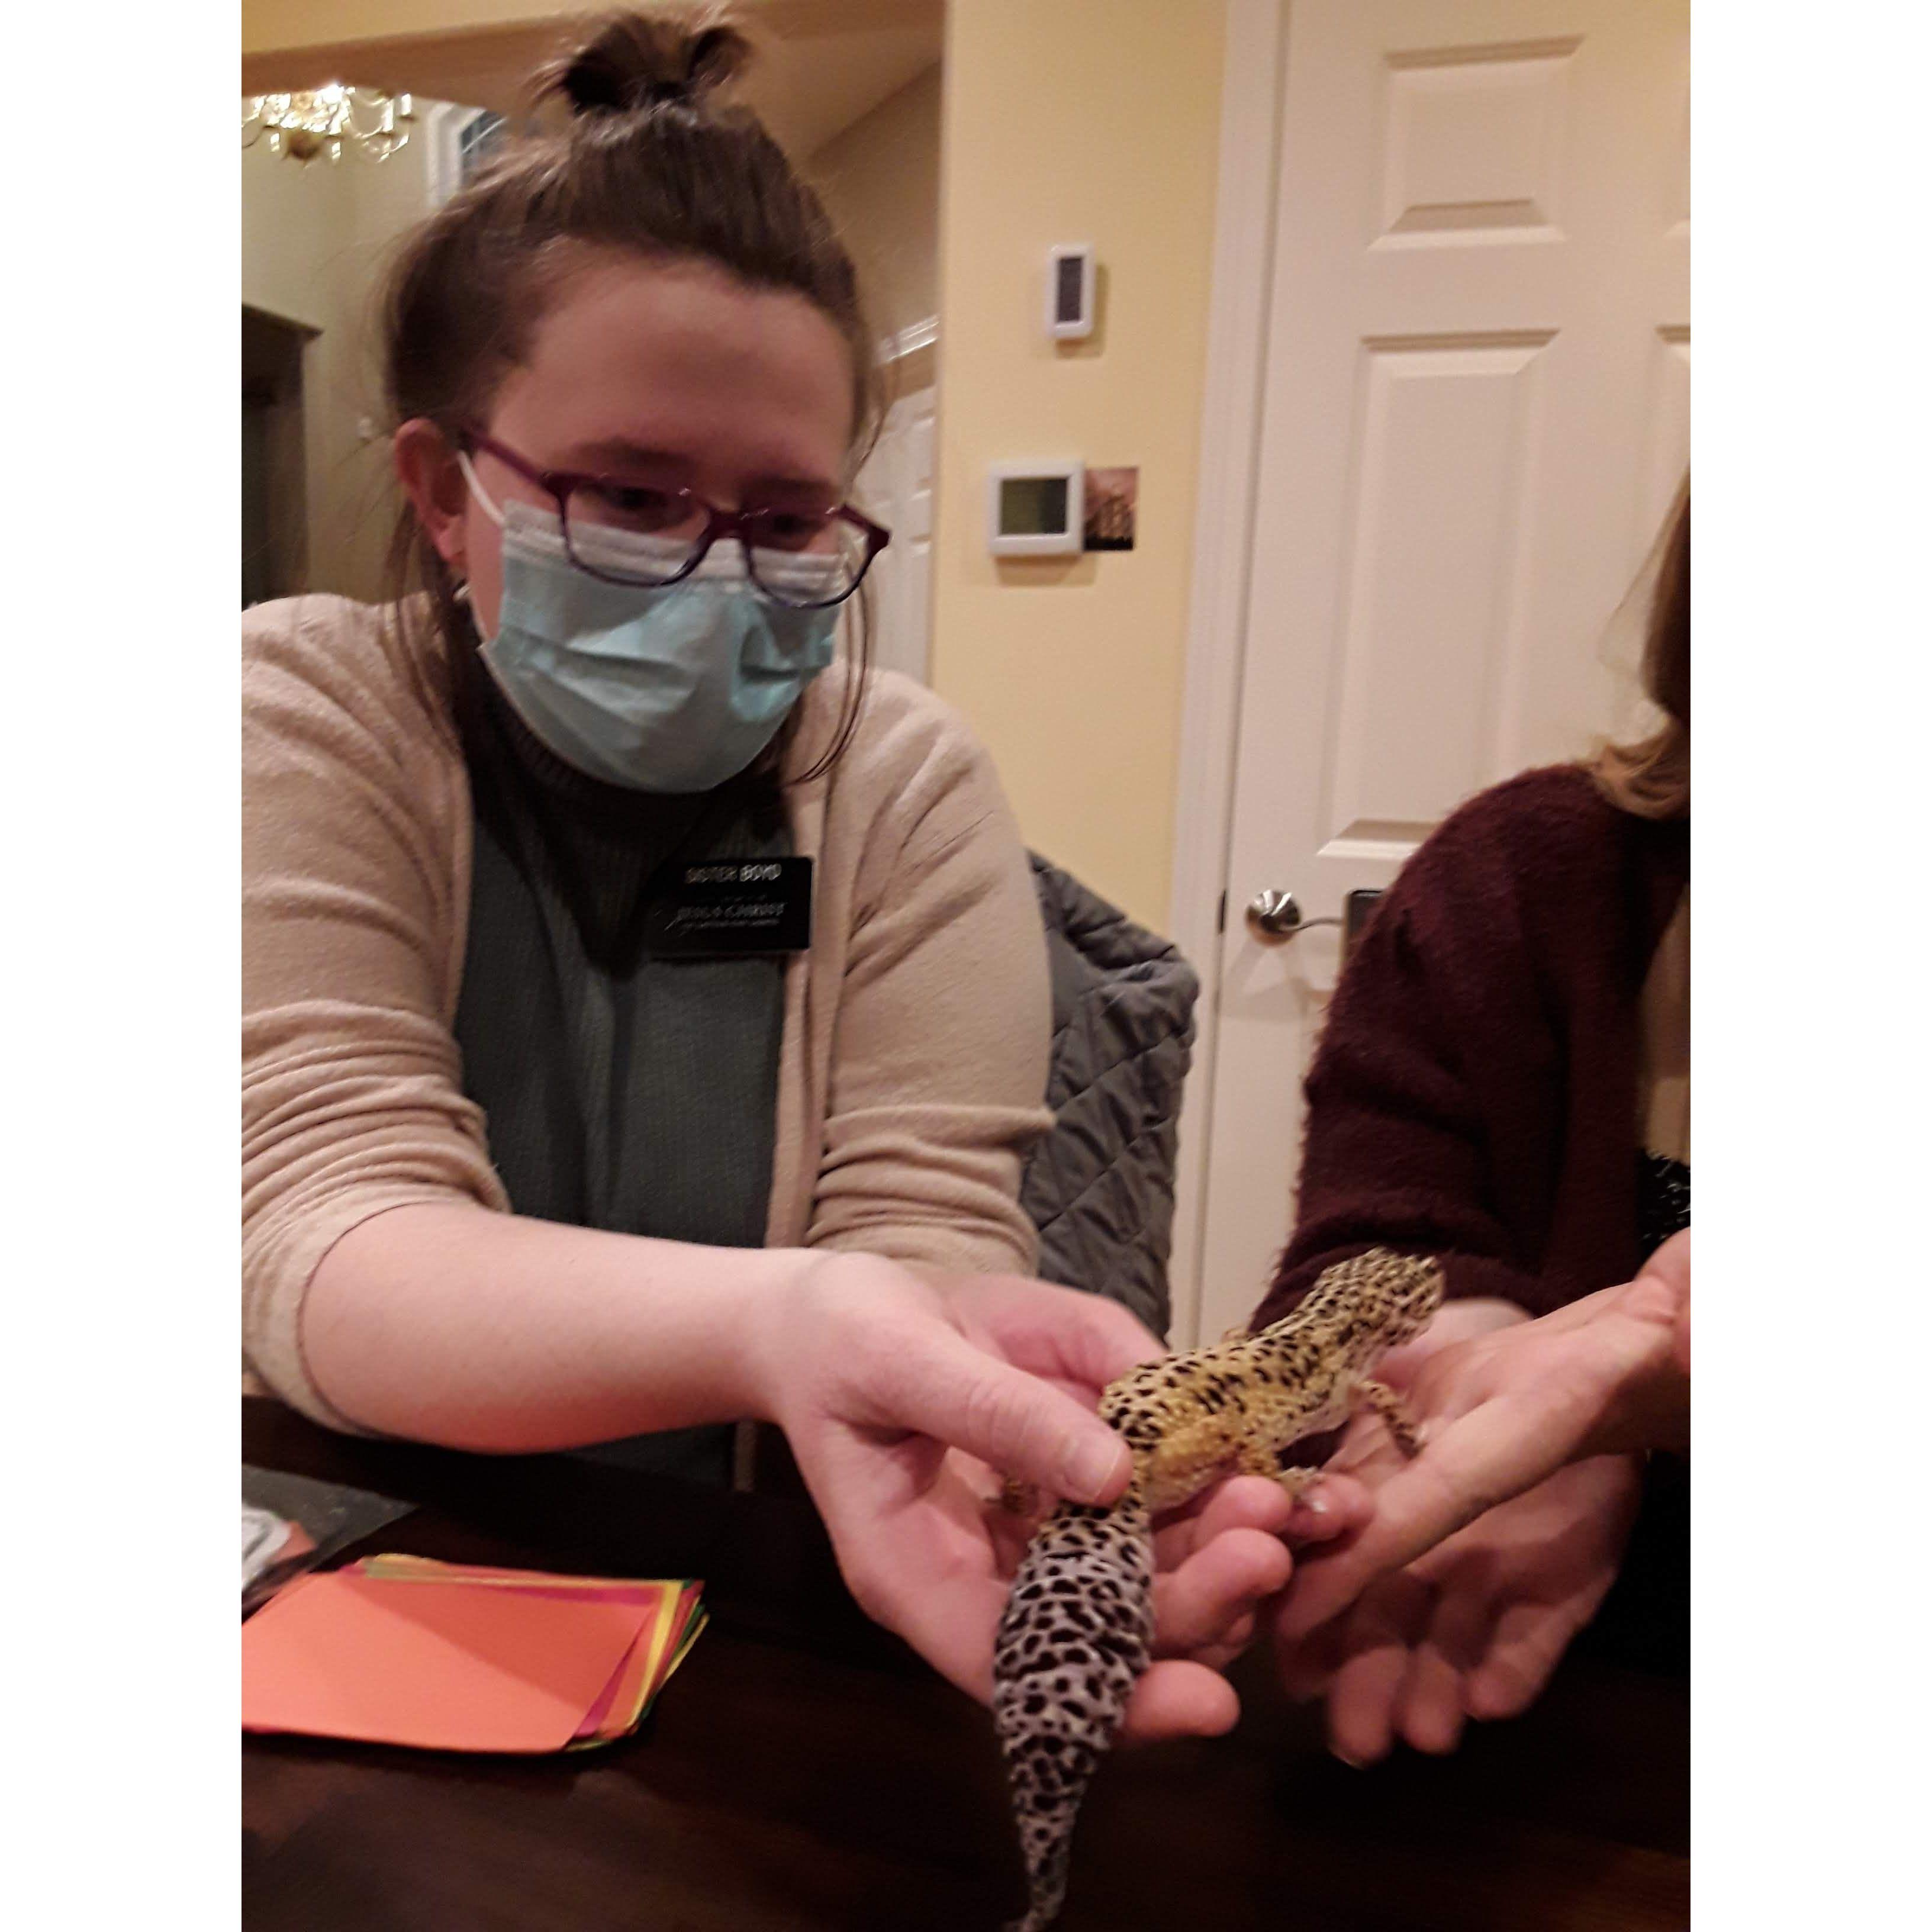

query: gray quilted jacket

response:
[1019,856,1200,1341]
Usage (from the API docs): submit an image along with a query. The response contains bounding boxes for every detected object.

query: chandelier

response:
[242,85,415,165]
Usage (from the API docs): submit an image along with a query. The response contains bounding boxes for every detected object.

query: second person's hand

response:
[1275,1453,1640,1762]
[1280,1232,1690,1645]
[1264,1244,1689,1761]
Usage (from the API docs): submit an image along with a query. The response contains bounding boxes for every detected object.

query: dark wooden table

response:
[243,1399,1689,1930]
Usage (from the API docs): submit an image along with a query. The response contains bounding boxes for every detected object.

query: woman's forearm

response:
[301,1201,816,1451]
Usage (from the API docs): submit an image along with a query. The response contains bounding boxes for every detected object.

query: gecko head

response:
[1317,1248,1448,1361]
[1376,1251,1448,1344]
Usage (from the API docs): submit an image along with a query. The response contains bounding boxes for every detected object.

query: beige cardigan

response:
[243,595,1051,1428]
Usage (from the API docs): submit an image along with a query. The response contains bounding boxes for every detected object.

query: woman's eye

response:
[585,483,687,530]
[751,511,829,550]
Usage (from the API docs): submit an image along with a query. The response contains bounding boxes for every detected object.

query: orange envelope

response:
[242,1570,655,1753]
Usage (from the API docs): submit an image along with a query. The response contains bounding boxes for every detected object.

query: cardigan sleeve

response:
[243,598,508,1428]
[801,684,1053,1278]
[1250,775,1584,1329]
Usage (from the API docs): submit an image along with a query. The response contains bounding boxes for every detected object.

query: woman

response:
[242,9,1287,1738]
[1252,482,1692,1763]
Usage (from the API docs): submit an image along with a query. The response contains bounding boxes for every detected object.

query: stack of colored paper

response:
[242,1554,706,1753]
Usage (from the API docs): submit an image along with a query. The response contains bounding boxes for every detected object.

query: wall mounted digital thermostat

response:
[987,462,1086,557]
[1046,244,1096,340]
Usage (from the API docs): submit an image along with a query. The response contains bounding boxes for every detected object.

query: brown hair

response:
[1591,476,1689,820]
[379,6,881,778]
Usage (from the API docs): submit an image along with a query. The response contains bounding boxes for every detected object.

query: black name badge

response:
[643,858,813,957]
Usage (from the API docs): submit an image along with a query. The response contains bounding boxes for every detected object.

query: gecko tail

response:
[992,1493,1154,1932]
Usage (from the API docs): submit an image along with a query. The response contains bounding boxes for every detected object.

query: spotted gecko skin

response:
[991,1248,1446,1931]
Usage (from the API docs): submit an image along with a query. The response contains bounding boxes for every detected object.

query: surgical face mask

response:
[458,456,841,794]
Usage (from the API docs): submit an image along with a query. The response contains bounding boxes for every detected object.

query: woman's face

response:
[408,251,856,638]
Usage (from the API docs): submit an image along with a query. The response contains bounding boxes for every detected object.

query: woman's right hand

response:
[756,1252,1328,1741]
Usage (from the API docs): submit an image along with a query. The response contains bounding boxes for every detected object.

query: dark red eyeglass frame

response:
[461,429,890,608]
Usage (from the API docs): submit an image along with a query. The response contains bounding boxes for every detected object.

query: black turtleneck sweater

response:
[452,664,791,1485]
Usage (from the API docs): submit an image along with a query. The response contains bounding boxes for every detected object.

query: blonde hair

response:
[1592,476,1689,820]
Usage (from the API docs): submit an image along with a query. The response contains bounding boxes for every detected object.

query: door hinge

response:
[1216,890,1227,934]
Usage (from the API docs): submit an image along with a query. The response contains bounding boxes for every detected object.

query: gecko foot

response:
[1271,1464,1325,1506]
[997,1475,1041,1518]
[1354,1379,1425,1458]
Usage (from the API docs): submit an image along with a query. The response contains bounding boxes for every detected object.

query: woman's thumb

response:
[905,1334,1131,1505]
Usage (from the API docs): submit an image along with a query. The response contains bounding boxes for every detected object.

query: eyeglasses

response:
[461,429,890,609]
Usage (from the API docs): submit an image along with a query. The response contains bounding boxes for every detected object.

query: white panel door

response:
[1190,0,1688,1344]
[854,384,937,685]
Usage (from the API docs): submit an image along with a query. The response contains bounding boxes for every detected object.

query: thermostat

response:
[988,462,1085,557]
[1046,244,1096,340]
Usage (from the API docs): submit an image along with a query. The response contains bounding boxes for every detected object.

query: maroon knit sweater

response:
[1252,764,1690,1329]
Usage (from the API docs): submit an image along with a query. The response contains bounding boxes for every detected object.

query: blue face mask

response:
[461,467,840,795]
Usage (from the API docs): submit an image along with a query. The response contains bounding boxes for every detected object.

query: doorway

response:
[1173,0,1690,1345]
[854,374,938,684]
[242,305,313,608]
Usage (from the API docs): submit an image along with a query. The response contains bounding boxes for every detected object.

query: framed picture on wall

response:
[1083,466,1138,551]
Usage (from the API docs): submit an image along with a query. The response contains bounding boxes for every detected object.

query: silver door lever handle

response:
[1245,889,1343,943]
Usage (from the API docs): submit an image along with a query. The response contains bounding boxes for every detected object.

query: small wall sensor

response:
[1046,245,1096,341]
[988,462,1086,558]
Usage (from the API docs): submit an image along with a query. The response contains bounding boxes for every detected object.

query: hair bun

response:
[542,7,752,119]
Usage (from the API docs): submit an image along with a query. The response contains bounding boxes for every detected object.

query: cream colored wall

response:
[806,62,941,350]
[243,126,433,603]
[930,1,1226,932]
